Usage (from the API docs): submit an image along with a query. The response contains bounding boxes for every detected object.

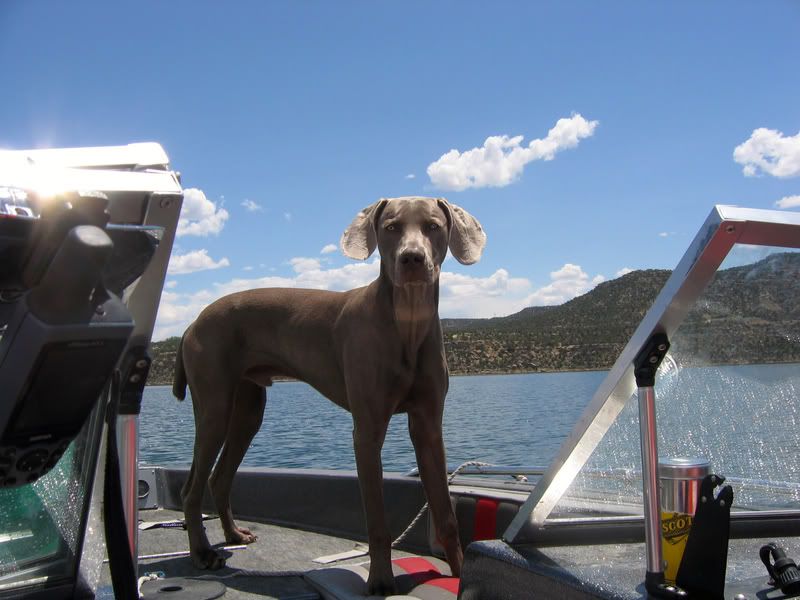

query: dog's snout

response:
[400,249,426,266]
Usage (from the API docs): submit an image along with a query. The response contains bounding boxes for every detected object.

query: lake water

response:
[140,363,800,509]
[140,371,604,472]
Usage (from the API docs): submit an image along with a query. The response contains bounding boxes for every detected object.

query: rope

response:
[391,460,492,548]
[191,569,306,579]
[137,573,161,597]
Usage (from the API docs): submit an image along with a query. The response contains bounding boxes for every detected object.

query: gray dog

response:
[173,196,486,595]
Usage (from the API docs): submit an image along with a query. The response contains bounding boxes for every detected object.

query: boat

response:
[0,143,798,599]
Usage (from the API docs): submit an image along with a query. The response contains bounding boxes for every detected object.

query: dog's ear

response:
[340,199,388,260]
[437,198,486,265]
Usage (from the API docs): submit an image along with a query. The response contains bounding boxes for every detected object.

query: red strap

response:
[473,498,499,541]
[393,556,441,583]
[425,577,460,594]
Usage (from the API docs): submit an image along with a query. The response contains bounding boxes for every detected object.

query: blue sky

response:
[1,2,799,340]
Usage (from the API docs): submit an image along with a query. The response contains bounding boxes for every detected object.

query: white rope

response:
[137,572,161,598]
[391,460,492,548]
[191,568,306,579]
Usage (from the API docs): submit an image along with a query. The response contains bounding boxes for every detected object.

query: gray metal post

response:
[637,385,663,575]
[117,414,139,564]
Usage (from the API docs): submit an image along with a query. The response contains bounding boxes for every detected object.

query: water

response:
[140,365,800,510]
[140,371,604,472]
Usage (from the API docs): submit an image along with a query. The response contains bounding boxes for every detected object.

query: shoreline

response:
[144,359,800,388]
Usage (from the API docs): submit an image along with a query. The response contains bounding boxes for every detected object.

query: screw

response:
[136,359,149,369]
[657,344,667,352]
[701,496,707,503]
[160,197,173,209]
[649,355,659,364]
[130,374,142,383]
[719,499,726,507]
[726,225,736,233]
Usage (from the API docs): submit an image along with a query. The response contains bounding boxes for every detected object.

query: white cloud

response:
[284,212,292,222]
[177,188,229,237]
[775,194,800,209]
[439,269,532,318]
[167,249,230,275]
[523,264,604,307]
[289,257,322,273]
[241,199,263,212]
[405,173,416,179]
[615,267,634,278]
[427,114,598,191]
[243,265,254,271]
[152,259,381,340]
[733,128,800,178]
[321,243,338,254]
[165,280,178,289]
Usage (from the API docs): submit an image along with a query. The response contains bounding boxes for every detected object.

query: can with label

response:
[659,457,710,583]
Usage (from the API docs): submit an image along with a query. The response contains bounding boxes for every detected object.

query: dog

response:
[173,196,486,595]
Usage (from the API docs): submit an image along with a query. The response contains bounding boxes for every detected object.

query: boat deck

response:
[95,507,800,599]
[98,508,420,599]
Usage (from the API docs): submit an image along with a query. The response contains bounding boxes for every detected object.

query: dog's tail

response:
[172,334,188,401]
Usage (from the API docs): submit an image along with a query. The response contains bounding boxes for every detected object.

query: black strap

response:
[104,371,139,600]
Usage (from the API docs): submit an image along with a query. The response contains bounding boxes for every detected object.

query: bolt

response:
[160,197,173,209]
[649,355,659,364]
[135,359,149,369]
[719,499,726,507]
[701,496,707,503]
[657,344,667,352]
[130,374,142,383]
[726,225,736,233]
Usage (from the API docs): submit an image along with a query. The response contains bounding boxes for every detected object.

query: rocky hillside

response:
[147,253,800,385]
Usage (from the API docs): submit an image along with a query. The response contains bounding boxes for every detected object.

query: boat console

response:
[0,144,182,599]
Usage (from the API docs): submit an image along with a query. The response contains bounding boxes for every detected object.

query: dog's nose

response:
[399,249,426,266]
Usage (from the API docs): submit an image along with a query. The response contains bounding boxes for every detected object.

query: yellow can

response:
[658,458,710,583]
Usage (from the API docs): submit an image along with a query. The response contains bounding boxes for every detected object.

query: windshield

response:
[0,405,103,590]
[549,244,800,519]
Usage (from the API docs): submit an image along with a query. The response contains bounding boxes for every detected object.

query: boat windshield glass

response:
[0,406,103,590]
[549,244,800,519]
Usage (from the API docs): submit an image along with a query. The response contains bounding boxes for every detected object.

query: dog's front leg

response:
[352,420,396,596]
[408,412,463,577]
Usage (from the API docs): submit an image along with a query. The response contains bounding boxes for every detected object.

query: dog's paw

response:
[226,526,258,545]
[191,547,226,570]
[366,572,396,597]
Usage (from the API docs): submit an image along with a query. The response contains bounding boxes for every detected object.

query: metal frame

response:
[504,205,800,543]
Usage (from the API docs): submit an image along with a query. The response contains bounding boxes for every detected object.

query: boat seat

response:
[306,556,459,599]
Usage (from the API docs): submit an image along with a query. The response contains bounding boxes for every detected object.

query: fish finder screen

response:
[6,338,126,442]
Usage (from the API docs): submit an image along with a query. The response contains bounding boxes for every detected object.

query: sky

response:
[1,2,799,341]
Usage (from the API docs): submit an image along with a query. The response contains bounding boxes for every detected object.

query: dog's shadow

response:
[138,551,319,598]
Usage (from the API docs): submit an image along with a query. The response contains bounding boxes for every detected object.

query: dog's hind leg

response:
[183,382,234,570]
[209,380,266,545]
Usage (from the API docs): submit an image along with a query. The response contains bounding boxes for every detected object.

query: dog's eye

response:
[428,223,440,231]
[385,224,396,231]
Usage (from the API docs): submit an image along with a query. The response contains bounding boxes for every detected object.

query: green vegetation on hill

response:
[147,253,800,385]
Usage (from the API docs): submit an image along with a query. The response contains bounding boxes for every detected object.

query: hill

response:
[146,253,800,385]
